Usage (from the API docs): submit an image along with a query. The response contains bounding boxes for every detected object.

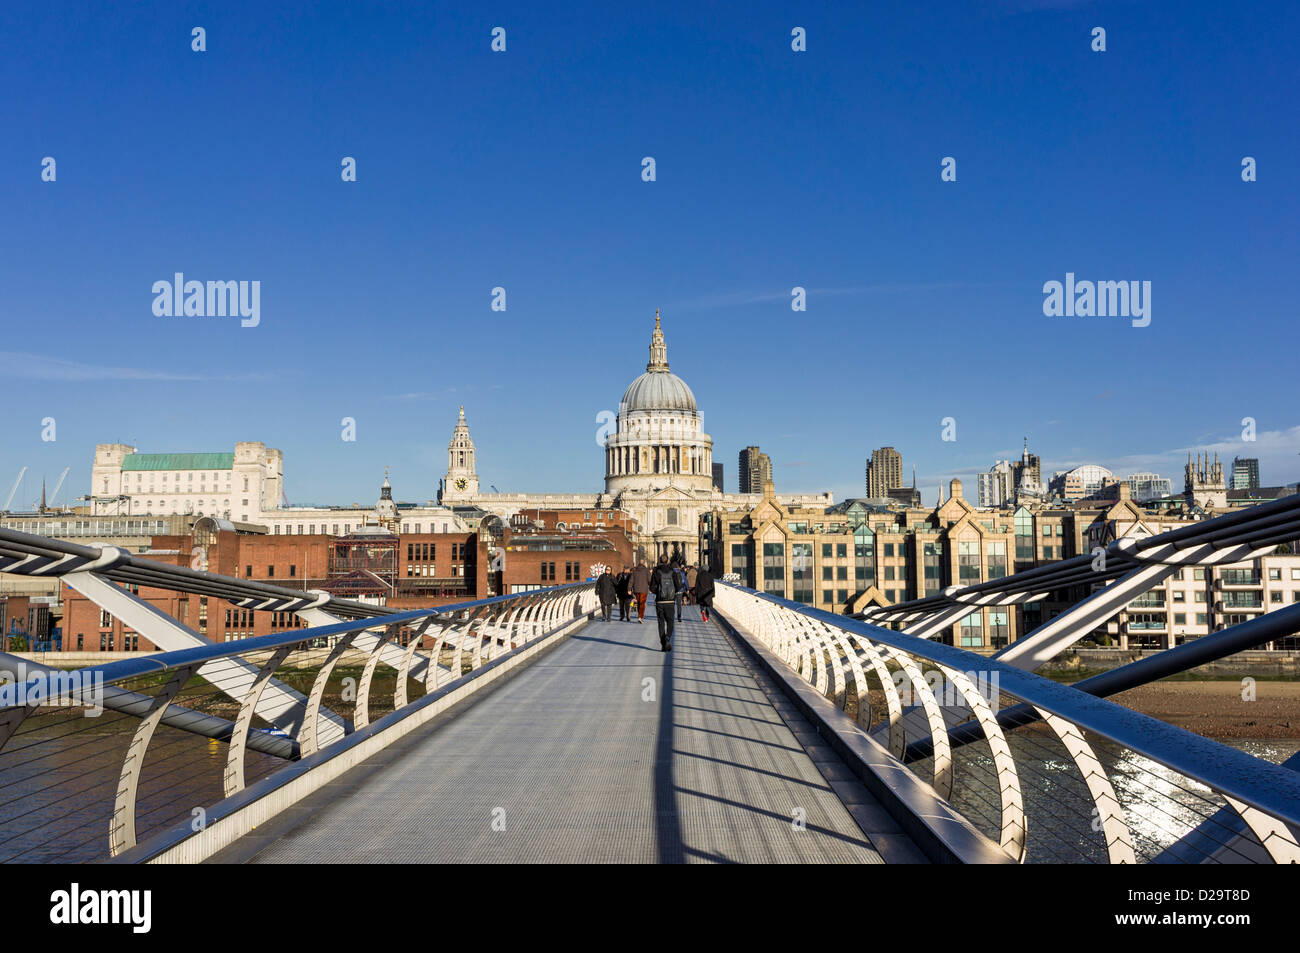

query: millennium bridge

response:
[2,495,1300,864]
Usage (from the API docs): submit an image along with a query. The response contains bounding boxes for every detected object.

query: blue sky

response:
[1,0,1296,510]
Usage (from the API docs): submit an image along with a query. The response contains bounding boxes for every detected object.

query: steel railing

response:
[714,581,1300,864]
[0,582,597,862]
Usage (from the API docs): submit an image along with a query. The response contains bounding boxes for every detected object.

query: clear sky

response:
[1,0,1296,510]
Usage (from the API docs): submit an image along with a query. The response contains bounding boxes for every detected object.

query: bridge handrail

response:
[0,578,598,862]
[0,582,592,702]
[715,581,1300,848]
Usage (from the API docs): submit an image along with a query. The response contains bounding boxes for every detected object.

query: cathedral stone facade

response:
[437,312,832,564]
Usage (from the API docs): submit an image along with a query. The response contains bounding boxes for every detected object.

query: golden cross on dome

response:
[655,307,661,329]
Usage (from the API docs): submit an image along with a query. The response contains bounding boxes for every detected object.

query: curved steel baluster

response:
[224,645,294,797]
[355,623,399,729]
[395,617,438,709]
[301,631,360,757]
[1224,797,1300,864]
[110,664,199,857]
[881,647,953,800]
[1031,707,1136,864]
[941,664,1025,861]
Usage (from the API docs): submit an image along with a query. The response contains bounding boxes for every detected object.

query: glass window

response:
[988,610,1009,648]
[958,540,980,584]
[986,540,1007,579]
[853,527,874,583]
[762,542,785,597]
[791,543,813,604]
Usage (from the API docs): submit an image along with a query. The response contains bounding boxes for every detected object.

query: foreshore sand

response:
[1110,680,1300,740]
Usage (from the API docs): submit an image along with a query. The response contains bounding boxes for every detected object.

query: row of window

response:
[271,522,458,535]
[244,564,296,577]
[539,561,584,582]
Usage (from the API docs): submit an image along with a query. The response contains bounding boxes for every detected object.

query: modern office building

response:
[978,460,1014,508]
[739,446,772,495]
[1126,472,1171,502]
[1048,464,1116,501]
[865,447,903,499]
[1232,457,1261,490]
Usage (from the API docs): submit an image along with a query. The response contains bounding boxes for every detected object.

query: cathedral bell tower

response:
[439,405,480,503]
[1183,451,1227,510]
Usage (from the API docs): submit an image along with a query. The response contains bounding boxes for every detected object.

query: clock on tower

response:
[440,405,480,502]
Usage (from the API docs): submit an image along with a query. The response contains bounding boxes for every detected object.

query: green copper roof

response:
[122,452,235,471]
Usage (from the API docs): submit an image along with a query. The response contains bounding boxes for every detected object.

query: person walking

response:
[631,558,651,623]
[650,554,681,651]
[693,566,715,623]
[596,567,616,623]
[614,566,632,621]
[686,564,698,605]
[673,560,687,622]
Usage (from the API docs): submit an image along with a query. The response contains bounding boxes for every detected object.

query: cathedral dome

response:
[621,370,698,413]
[619,309,698,414]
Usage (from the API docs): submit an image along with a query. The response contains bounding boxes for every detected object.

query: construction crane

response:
[49,467,70,510]
[2,467,26,512]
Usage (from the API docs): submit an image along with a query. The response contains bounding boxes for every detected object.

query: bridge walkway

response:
[211,602,925,863]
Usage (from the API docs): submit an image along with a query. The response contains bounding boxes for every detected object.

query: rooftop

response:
[122,452,234,471]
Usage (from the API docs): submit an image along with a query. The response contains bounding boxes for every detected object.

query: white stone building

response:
[90,442,283,522]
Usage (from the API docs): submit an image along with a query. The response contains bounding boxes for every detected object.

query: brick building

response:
[59,519,489,652]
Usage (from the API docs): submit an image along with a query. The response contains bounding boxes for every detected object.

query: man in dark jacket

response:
[614,566,632,621]
[595,568,617,623]
[631,559,651,623]
[650,554,681,651]
[693,567,715,623]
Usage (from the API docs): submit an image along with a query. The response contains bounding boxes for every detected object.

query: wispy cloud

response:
[1020,426,1300,485]
[0,352,272,383]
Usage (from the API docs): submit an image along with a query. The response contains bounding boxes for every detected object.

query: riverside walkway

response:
[211,605,923,864]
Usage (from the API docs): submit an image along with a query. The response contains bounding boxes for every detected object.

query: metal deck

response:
[211,605,922,863]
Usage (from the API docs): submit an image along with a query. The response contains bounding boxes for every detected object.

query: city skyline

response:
[8,395,1297,513]
[2,1,1296,508]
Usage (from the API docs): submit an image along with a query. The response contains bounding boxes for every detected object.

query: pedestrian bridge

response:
[2,494,1300,864]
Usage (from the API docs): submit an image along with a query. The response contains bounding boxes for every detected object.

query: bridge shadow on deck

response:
[213,599,917,864]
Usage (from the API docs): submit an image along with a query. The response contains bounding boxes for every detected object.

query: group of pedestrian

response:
[595,555,715,652]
